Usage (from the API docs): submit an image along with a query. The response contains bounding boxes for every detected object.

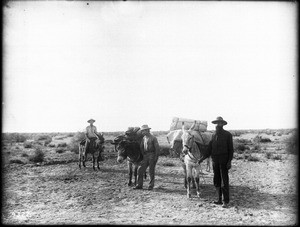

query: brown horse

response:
[111,134,146,186]
[78,133,105,170]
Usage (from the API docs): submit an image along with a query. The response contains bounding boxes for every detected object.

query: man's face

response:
[141,129,149,135]
[216,122,224,131]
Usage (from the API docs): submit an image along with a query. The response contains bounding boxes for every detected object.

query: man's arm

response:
[198,140,212,164]
[227,133,234,161]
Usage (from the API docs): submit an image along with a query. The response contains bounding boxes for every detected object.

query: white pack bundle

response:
[170,117,207,132]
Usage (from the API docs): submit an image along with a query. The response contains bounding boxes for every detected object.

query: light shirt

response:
[141,133,160,154]
[86,125,98,138]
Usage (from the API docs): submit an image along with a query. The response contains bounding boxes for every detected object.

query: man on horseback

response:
[198,116,234,208]
[85,119,101,153]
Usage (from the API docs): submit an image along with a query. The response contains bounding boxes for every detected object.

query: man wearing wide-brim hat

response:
[133,124,160,190]
[198,116,234,208]
[85,119,101,151]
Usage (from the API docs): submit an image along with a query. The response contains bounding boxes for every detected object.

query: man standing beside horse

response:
[134,125,160,190]
[198,116,234,208]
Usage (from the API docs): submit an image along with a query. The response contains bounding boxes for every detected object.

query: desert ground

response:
[1,129,298,225]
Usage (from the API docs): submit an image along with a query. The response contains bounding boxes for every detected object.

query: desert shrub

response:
[21,153,29,157]
[4,133,27,143]
[35,135,52,146]
[247,155,260,162]
[56,148,66,154]
[23,141,33,148]
[36,135,50,141]
[48,143,56,148]
[234,143,250,153]
[57,142,67,148]
[265,151,273,159]
[68,131,86,153]
[252,144,261,152]
[260,138,271,143]
[9,159,24,164]
[159,145,171,156]
[161,161,176,167]
[285,131,298,155]
[272,154,283,160]
[29,147,45,163]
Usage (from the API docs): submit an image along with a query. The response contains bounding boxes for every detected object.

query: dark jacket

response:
[200,128,234,162]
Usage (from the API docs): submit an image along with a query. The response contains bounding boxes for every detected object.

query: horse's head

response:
[111,135,128,163]
[181,129,195,155]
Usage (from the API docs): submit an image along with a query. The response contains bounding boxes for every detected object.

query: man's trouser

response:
[212,155,230,203]
[137,152,157,188]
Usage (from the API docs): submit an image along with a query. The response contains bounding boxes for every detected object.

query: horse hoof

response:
[128,182,132,186]
[187,194,191,199]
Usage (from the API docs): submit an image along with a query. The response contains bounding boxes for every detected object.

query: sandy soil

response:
[1,131,298,225]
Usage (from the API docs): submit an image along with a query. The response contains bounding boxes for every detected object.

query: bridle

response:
[183,131,201,163]
[117,140,143,164]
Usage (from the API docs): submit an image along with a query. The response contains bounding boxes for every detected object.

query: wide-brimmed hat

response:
[211,116,227,125]
[140,124,151,131]
[87,119,95,123]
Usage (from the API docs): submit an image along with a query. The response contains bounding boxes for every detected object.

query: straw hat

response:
[140,124,151,131]
[87,119,95,123]
[211,116,227,125]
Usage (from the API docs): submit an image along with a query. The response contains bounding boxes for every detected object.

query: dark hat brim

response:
[212,120,227,125]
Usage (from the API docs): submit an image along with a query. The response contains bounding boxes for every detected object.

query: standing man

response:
[198,116,234,208]
[85,119,100,152]
[134,125,160,190]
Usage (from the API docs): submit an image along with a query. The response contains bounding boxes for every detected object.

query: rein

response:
[183,132,202,163]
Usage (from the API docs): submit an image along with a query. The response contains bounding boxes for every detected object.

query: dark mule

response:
[111,134,146,186]
[79,133,105,170]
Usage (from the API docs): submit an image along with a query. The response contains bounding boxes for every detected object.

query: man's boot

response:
[213,187,222,205]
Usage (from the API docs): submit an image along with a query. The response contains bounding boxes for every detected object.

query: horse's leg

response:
[83,141,88,168]
[96,151,101,170]
[92,152,96,171]
[182,162,187,189]
[195,166,201,197]
[206,157,211,172]
[186,163,193,198]
[128,161,133,186]
[191,169,196,189]
[78,145,82,169]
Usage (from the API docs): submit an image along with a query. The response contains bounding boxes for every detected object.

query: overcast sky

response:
[3,1,297,133]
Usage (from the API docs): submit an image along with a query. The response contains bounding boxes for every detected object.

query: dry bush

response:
[35,134,52,146]
[234,143,250,153]
[21,153,29,157]
[56,148,66,154]
[68,131,85,153]
[265,151,273,159]
[253,135,271,143]
[159,145,171,156]
[3,133,27,143]
[57,142,67,147]
[23,141,33,148]
[9,159,24,164]
[272,154,283,160]
[29,147,45,163]
[48,143,56,148]
[246,155,260,162]
[161,161,176,167]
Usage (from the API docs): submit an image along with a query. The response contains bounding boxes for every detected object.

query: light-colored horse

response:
[167,129,212,190]
[181,127,212,198]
